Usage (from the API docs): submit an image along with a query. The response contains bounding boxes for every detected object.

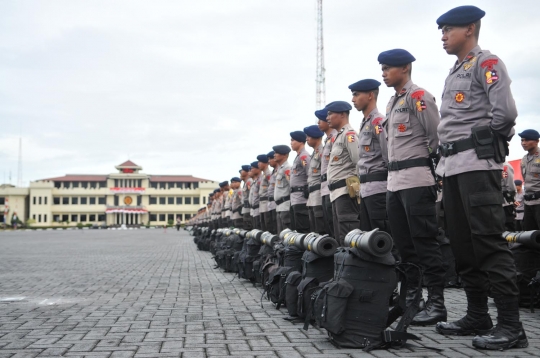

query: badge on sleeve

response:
[481,59,499,84]
[346,131,356,143]
[285,169,290,181]
[455,92,465,103]
[411,90,427,112]
[300,155,307,166]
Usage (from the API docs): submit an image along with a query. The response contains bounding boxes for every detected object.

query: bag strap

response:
[528,271,540,313]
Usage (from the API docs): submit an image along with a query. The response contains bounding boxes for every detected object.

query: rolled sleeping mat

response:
[246,229,264,242]
[261,231,279,247]
[233,228,249,238]
[303,233,339,257]
[344,228,393,257]
[279,228,294,241]
[286,232,308,249]
[503,231,540,250]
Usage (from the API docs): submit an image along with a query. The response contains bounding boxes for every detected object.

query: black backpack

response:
[284,271,303,317]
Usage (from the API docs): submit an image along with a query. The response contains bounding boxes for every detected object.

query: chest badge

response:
[333,156,339,162]
[399,99,405,106]
[313,168,318,173]
[463,56,477,70]
[397,124,407,133]
[364,146,370,152]
[455,92,465,103]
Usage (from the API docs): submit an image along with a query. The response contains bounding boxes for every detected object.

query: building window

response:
[98,214,105,222]
[89,214,96,221]
[167,214,174,222]
[33,197,36,205]
[62,197,69,205]
[38,214,42,223]
[53,197,60,205]
[72,197,78,205]
[44,215,47,223]
[185,197,192,205]
[159,182,166,189]
[194,197,200,205]
[177,182,184,189]
[44,197,47,205]
[39,197,42,205]
[114,179,119,187]
[159,197,166,205]
[81,197,87,204]
[33,214,36,220]
[0,197,4,205]
[137,196,141,205]
[80,181,88,188]
[185,214,192,220]
[176,197,183,205]
[149,196,157,205]
[54,182,61,189]
[193,182,199,189]
[168,197,174,205]
[149,214,157,221]
[71,214,78,222]
[114,196,119,206]
[99,181,106,188]
[89,182,96,189]
[150,182,157,189]
[80,214,87,222]
[53,215,60,222]
[98,197,106,205]
[159,214,165,221]
[203,196,206,204]
[89,197,96,205]
[73,181,79,188]
[185,183,192,189]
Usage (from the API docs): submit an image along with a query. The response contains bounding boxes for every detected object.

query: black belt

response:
[321,174,328,182]
[260,196,268,201]
[243,202,251,208]
[516,210,524,213]
[275,195,290,205]
[439,137,475,157]
[524,192,540,201]
[252,204,260,209]
[328,179,347,191]
[359,171,388,183]
[221,209,227,212]
[269,197,275,202]
[309,184,321,193]
[387,158,431,171]
[232,207,242,214]
[291,185,307,193]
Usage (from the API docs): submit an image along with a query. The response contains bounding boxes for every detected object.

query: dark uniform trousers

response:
[233,218,243,229]
[265,209,278,234]
[387,185,445,287]
[321,195,335,238]
[523,204,540,230]
[443,170,518,296]
[331,194,360,246]
[308,205,326,234]
[277,210,291,235]
[252,215,261,230]
[260,212,268,232]
[503,206,516,231]
[292,204,310,233]
[359,192,391,233]
[242,213,253,231]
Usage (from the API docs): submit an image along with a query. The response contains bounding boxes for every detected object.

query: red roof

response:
[149,175,214,182]
[117,160,139,167]
[39,175,108,182]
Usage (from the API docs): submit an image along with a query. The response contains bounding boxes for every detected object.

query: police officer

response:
[211,189,220,230]
[257,154,271,232]
[249,161,262,229]
[318,108,337,238]
[502,162,517,231]
[266,151,278,234]
[219,181,231,228]
[520,129,540,230]
[434,6,527,349]
[515,179,524,231]
[379,48,447,325]
[326,101,360,245]
[349,79,392,235]
[240,165,253,230]
[304,125,326,233]
[273,145,292,234]
[230,176,243,228]
[289,131,311,233]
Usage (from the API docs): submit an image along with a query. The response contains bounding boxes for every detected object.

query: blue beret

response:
[267,150,275,159]
[348,79,381,92]
[325,101,352,113]
[437,6,486,29]
[250,161,260,169]
[314,108,329,121]
[519,129,540,140]
[219,181,229,188]
[241,165,251,172]
[273,145,291,155]
[378,49,416,66]
[303,125,324,139]
[231,177,241,183]
[290,130,307,142]
[257,154,269,163]
[213,188,220,193]
[514,179,523,186]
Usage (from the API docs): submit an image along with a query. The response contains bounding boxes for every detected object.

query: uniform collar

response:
[452,45,481,71]
[362,108,380,124]
[396,80,413,97]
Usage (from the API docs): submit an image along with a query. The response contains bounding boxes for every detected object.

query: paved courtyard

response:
[0,230,538,358]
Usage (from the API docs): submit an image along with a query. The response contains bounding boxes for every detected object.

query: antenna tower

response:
[17,137,22,187]
[315,0,326,109]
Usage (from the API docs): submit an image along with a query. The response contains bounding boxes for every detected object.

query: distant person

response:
[514,180,524,231]
[176,216,181,231]
[12,212,18,230]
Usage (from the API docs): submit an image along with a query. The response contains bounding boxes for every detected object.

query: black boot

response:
[411,286,447,326]
[472,296,528,350]
[405,288,425,312]
[436,291,493,336]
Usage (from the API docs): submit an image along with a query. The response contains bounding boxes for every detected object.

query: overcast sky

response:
[1,0,538,186]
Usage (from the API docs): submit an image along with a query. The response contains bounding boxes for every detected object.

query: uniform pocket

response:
[393,111,412,137]
[469,192,505,235]
[276,174,284,188]
[359,133,374,155]
[330,146,344,165]
[448,80,472,109]
[409,203,438,238]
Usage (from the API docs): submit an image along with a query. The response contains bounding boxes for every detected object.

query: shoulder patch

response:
[285,169,290,176]
[372,117,384,126]
[411,90,425,100]
[346,131,356,135]
[300,155,307,160]
[481,58,498,70]
[481,58,500,84]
